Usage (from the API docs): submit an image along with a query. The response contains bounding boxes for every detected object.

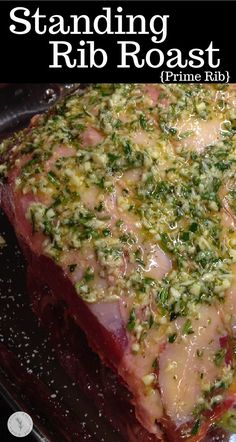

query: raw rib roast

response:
[1,84,236,441]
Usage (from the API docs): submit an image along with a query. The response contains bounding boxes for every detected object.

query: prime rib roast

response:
[1,83,236,441]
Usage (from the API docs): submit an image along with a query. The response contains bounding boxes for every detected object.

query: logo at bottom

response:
[7,411,33,438]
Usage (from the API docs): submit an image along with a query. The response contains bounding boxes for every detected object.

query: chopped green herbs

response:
[191,419,201,436]
[152,358,158,369]
[182,319,194,335]
[47,171,59,185]
[168,333,177,343]
[214,348,226,367]
[127,309,136,331]
[84,267,94,282]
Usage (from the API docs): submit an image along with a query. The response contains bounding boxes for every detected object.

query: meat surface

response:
[27,265,158,442]
[0,83,236,441]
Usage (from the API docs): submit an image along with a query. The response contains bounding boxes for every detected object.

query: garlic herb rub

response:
[1,83,236,435]
[1,85,236,309]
